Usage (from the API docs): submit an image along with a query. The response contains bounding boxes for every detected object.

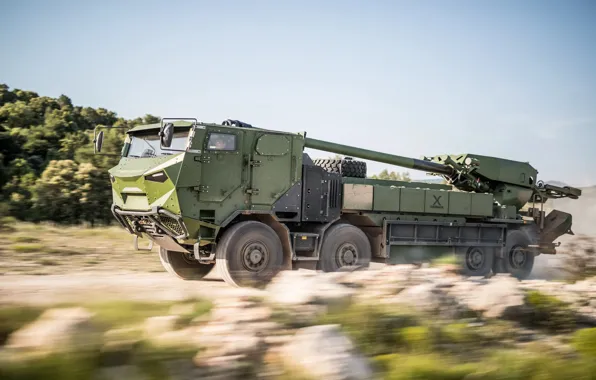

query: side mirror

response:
[94,131,104,153]
[160,123,174,147]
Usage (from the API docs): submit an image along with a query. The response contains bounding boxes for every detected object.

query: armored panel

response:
[251,134,295,205]
[301,165,341,222]
[255,134,290,156]
[272,181,302,221]
[200,130,244,203]
[123,194,150,210]
[343,184,373,210]
[471,193,494,216]
[429,154,538,188]
[424,189,447,214]
[400,188,425,213]
[373,185,400,212]
[448,191,471,215]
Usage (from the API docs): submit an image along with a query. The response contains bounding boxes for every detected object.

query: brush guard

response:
[111,205,189,241]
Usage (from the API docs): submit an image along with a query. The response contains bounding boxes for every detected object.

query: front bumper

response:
[111,205,189,240]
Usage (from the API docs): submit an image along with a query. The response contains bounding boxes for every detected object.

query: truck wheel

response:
[500,230,535,280]
[318,223,371,272]
[216,221,284,287]
[159,247,214,280]
[456,246,494,277]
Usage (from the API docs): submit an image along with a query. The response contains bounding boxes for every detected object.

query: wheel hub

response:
[466,248,485,270]
[242,242,269,272]
[337,243,358,267]
[510,247,527,268]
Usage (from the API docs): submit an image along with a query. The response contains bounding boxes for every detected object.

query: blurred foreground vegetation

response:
[1,295,596,380]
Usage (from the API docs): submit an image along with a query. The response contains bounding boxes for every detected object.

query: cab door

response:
[199,130,244,203]
[249,133,295,206]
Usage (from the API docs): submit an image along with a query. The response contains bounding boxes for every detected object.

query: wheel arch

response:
[217,211,293,270]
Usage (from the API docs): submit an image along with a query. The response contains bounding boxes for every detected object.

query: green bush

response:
[0,306,44,345]
[11,243,44,253]
[401,326,433,352]
[524,290,576,333]
[572,327,596,358]
[317,302,420,356]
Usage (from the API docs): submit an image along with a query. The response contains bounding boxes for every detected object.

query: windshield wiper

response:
[139,138,156,156]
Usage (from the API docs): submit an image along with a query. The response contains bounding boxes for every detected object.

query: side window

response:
[207,133,236,151]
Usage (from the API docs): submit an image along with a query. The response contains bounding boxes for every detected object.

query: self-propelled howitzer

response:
[304,137,581,211]
[97,118,582,288]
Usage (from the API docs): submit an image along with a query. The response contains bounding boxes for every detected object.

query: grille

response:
[329,179,340,208]
[158,215,185,236]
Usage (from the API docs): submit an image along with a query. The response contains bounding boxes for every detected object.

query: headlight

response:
[144,171,168,183]
[109,174,115,183]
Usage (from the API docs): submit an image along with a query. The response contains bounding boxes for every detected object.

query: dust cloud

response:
[530,186,596,281]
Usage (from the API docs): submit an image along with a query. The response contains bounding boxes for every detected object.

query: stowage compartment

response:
[342,183,494,217]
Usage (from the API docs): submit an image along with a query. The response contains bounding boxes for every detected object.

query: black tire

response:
[499,230,535,280]
[158,247,214,280]
[456,246,494,277]
[313,158,367,178]
[318,223,371,272]
[216,221,284,288]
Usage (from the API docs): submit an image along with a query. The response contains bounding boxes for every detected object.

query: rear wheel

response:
[216,221,284,287]
[456,246,494,276]
[499,230,535,280]
[318,223,371,272]
[158,247,214,280]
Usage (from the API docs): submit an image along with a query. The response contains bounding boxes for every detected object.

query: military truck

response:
[94,118,582,287]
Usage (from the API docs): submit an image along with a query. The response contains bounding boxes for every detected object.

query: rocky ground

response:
[2,260,596,380]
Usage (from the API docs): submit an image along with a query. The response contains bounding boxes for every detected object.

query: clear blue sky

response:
[1,0,595,186]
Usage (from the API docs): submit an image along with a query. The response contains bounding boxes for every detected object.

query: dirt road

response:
[0,255,570,307]
[0,269,244,306]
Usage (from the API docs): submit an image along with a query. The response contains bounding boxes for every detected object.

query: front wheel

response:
[216,221,284,287]
[159,247,214,280]
[318,223,371,272]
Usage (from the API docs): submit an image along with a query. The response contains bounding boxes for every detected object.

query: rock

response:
[149,327,199,348]
[193,353,255,379]
[169,303,196,316]
[280,324,373,380]
[100,327,142,366]
[4,307,99,354]
[264,334,294,346]
[265,270,355,307]
[211,306,272,324]
[216,332,265,359]
[390,281,466,318]
[454,274,526,319]
[143,315,180,338]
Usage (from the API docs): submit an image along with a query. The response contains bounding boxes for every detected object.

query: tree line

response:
[0,84,417,226]
[0,84,157,225]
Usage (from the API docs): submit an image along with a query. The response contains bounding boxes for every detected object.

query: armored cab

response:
[95,118,582,287]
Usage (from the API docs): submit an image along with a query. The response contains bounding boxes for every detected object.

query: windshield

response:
[126,130,190,158]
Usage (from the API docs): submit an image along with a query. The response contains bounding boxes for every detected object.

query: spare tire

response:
[312,157,367,178]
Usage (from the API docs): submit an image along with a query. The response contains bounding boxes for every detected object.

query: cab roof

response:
[126,121,193,134]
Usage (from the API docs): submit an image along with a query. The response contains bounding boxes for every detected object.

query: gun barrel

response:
[304,137,454,176]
